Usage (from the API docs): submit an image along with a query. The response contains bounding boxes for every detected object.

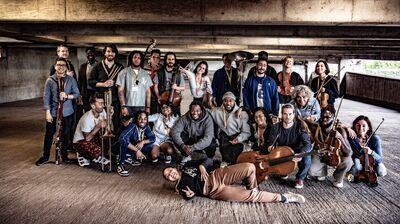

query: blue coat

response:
[243,74,279,115]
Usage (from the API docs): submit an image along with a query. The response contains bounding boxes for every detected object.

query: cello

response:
[159,65,182,107]
[237,146,316,184]
[355,118,384,187]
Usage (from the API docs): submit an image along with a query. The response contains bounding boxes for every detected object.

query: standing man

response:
[144,49,162,114]
[170,101,217,165]
[89,44,124,131]
[243,58,280,115]
[211,92,251,167]
[211,53,240,106]
[267,104,312,189]
[36,58,80,166]
[247,51,277,82]
[153,52,185,115]
[50,45,77,80]
[276,56,304,104]
[78,47,98,113]
[117,50,153,117]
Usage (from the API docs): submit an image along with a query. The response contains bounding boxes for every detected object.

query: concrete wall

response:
[0,48,78,104]
[0,0,399,23]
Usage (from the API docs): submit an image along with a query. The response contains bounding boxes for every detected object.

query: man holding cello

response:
[266,104,312,189]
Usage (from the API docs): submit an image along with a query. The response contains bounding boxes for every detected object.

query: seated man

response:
[118,111,156,176]
[170,101,217,165]
[308,106,353,188]
[163,158,305,204]
[148,104,179,164]
[210,91,251,167]
[73,93,111,167]
[267,104,312,189]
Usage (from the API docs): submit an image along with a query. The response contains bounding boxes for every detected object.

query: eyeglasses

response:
[56,64,67,67]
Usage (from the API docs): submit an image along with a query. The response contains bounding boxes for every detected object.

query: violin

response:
[355,118,384,187]
[317,91,329,109]
[277,70,293,96]
[320,127,342,167]
[237,146,316,184]
[159,66,182,107]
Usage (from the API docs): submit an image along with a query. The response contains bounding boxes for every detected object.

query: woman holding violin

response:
[179,61,213,107]
[310,60,339,109]
[276,56,304,104]
[348,115,387,179]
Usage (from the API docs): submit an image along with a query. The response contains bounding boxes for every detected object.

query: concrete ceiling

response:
[0,0,399,61]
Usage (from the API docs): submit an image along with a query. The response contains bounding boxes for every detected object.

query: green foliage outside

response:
[363,60,400,79]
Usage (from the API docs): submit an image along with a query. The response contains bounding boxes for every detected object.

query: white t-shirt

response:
[73,110,107,143]
[256,83,264,107]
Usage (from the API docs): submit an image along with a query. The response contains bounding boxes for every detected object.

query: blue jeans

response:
[295,155,312,180]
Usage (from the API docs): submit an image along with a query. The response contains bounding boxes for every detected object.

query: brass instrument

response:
[101,88,113,172]
[228,51,254,106]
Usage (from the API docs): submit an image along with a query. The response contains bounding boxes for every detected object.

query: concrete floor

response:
[0,98,399,224]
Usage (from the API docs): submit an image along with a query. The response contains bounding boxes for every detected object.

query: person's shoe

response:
[117,165,129,177]
[164,155,172,164]
[347,173,355,183]
[125,157,141,166]
[152,158,159,163]
[280,175,289,180]
[317,176,326,181]
[180,156,192,166]
[35,157,49,166]
[93,156,110,165]
[294,179,304,189]
[77,153,90,167]
[282,192,306,204]
[333,179,344,188]
[220,162,229,168]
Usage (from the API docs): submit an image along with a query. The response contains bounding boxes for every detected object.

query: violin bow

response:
[365,118,385,146]
[315,66,345,96]
[271,134,280,148]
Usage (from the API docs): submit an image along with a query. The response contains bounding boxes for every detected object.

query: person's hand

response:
[98,119,107,129]
[59,92,68,101]
[321,87,326,93]
[292,157,302,162]
[347,127,357,139]
[235,108,242,118]
[363,147,373,155]
[136,141,145,151]
[171,84,178,90]
[199,165,209,181]
[105,80,114,87]
[77,96,83,105]
[46,111,53,123]
[66,70,74,77]
[136,150,146,161]
[277,86,281,93]
[182,145,192,156]
[267,146,274,152]
[182,186,195,198]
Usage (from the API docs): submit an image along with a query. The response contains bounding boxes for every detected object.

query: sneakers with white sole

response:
[117,164,129,177]
[282,192,306,203]
[333,180,344,188]
[93,156,110,165]
[180,156,192,165]
[77,153,90,167]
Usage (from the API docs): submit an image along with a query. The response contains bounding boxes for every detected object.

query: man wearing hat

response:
[211,91,251,167]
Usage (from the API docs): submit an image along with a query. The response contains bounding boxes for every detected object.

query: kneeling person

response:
[73,93,110,166]
[118,111,157,176]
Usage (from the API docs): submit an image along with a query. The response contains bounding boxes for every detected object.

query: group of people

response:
[35,44,387,205]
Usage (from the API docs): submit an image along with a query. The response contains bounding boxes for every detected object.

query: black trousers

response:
[219,132,244,164]
[177,132,217,158]
[42,114,73,160]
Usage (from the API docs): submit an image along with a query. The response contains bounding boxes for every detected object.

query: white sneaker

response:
[333,180,344,188]
[77,153,90,167]
[220,162,229,168]
[180,156,192,165]
[93,156,110,165]
[280,175,289,180]
[317,176,326,181]
[282,192,306,204]
[164,155,172,164]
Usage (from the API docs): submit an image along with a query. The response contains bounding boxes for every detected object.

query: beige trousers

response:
[203,163,281,203]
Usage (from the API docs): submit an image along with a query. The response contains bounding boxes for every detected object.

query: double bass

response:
[354,118,384,187]
[159,66,182,107]
[237,146,316,184]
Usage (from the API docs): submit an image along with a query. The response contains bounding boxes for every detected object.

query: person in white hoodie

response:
[211,92,251,167]
[148,104,179,163]
[170,101,217,165]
